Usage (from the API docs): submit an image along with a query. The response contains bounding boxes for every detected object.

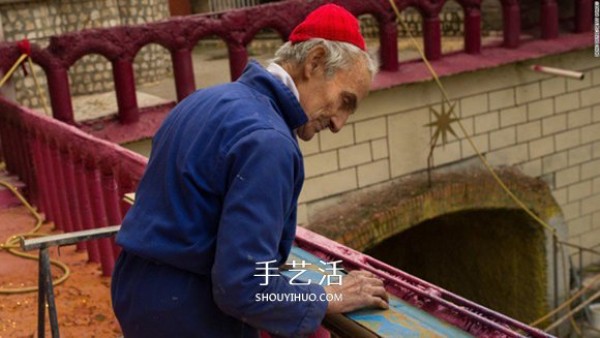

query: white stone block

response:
[299,168,357,203]
[354,117,387,143]
[352,83,438,122]
[529,136,555,159]
[593,68,600,86]
[500,106,527,127]
[528,99,554,120]
[555,92,580,113]
[541,77,566,98]
[319,126,354,151]
[520,159,542,177]
[389,108,430,178]
[581,87,600,108]
[487,143,529,166]
[555,129,581,152]
[567,74,592,92]
[339,143,372,169]
[582,123,600,144]
[517,121,542,143]
[556,166,580,188]
[371,138,389,160]
[562,201,581,221]
[296,203,308,226]
[594,106,600,123]
[515,82,541,105]
[568,181,593,202]
[542,114,567,136]
[460,93,489,117]
[461,134,489,158]
[457,117,474,137]
[569,144,592,166]
[490,127,517,150]
[552,187,568,205]
[474,111,499,134]
[582,194,600,215]
[303,151,338,178]
[569,215,592,236]
[434,140,462,166]
[489,88,515,111]
[568,107,593,129]
[358,159,390,188]
[582,159,600,180]
[542,151,568,174]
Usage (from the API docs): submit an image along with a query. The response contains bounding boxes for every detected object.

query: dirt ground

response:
[0,206,121,338]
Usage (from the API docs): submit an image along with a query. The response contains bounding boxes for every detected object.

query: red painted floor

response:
[0,206,121,337]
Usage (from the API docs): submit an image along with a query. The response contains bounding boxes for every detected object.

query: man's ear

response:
[303,45,326,79]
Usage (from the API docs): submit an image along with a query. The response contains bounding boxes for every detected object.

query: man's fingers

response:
[363,283,388,303]
[372,296,389,309]
[364,276,384,287]
[369,283,388,301]
[351,270,376,278]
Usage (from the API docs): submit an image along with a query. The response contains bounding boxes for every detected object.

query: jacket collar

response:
[237,61,308,130]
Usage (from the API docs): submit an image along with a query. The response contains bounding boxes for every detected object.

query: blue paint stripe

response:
[287,247,473,337]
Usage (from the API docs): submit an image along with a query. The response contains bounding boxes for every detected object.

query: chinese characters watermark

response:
[253,259,344,302]
[254,259,344,286]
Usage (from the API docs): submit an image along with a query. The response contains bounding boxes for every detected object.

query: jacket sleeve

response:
[211,129,328,337]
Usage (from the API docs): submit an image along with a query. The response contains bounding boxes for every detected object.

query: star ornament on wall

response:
[425,102,459,147]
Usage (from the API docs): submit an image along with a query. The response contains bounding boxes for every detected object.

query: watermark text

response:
[255,292,342,303]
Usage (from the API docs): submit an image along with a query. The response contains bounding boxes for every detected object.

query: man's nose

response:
[329,113,349,133]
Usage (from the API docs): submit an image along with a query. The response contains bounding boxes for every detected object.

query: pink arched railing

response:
[0,0,591,126]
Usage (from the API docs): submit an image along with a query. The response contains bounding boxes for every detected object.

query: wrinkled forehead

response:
[339,60,372,100]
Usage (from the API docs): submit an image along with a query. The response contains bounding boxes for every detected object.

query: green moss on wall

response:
[365,208,547,324]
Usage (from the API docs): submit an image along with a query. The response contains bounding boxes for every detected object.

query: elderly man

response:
[111,4,388,337]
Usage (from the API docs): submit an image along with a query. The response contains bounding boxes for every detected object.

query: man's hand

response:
[323,270,389,314]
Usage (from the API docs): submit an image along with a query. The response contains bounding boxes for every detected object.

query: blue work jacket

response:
[114,61,328,337]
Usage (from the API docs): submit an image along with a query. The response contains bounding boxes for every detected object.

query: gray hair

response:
[270,39,379,79]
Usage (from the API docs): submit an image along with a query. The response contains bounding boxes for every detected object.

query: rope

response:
[27,57,50,116]
[388,0,555,234]
[385,0,595,330]
[1,38,50,116]
[0,180,71,294]
[0,54,28,88]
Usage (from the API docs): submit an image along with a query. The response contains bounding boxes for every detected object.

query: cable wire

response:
[0,179,70,294]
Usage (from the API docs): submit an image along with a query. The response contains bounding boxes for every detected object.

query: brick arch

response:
[306,167,564,252]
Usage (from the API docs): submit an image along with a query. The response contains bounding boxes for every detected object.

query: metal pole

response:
[553,235,559,334]
[40,247,60,337]
[579,247,583,284]
[37,248,46,338]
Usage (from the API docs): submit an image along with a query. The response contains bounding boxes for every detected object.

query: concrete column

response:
[227,43,248,81]
[423,16,441,61]
[379,21,398,72]
[464,7,481,54]
[171,48,196,101]
[575,0,592,33]
[541,0,559,39]
[502,3,521,48]
[112,59,139,124]
[169,0,192,16]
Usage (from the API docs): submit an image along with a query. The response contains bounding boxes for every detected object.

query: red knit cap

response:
[289,4,366,51]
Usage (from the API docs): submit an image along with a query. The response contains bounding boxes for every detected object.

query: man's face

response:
[296,58,371,142]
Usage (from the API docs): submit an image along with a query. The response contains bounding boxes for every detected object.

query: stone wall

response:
[0,0,171,108]
[297,48,600,264]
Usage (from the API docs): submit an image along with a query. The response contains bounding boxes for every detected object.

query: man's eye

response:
[342,99,351,109]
